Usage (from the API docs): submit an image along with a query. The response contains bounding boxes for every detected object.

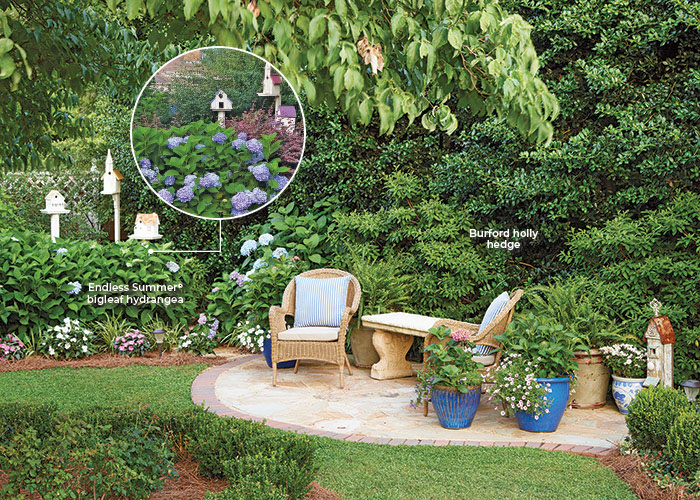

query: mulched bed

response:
[599,450,698,500]
[0,351,236,373]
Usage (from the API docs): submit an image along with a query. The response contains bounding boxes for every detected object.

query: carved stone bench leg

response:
[370,328,414,380]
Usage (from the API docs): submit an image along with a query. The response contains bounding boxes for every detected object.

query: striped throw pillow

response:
[474,292,510,355]
[293,275,351,328]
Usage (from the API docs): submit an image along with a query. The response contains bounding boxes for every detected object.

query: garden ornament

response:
[643,298,675,388]
[100,150,124,241]
[40,190,70,242]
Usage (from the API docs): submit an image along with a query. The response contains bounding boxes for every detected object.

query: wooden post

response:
[50,214,60,242]
[113,193,120,242]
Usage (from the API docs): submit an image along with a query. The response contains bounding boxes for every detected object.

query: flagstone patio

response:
[191,355,628,453]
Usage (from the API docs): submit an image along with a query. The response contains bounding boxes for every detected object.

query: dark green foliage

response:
[626,387,691,451]
[667,409,700,476]
[222,450,316,500]
[0,231,200,340]
[205,477,287,500]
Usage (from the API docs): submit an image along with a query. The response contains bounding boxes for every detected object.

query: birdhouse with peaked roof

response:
[101,150,123,195]
[41,190,69,214]
[643,299,675,388]
[210,89,233,112]
[129,213,162,240]
[258,63,282,98]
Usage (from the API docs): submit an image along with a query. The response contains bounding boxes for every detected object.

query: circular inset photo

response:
[130,47,305,219]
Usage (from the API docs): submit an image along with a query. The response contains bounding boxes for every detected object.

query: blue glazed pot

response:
[611,375,645,414]
[431,385,481,429]
[515,377,570,432]
[262,337,296,369]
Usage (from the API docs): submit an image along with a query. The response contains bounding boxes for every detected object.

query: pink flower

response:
[451,329,471,342]
[128,346,134,351]
[119,346,125,351]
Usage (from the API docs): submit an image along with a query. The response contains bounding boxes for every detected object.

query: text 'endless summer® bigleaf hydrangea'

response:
[133,121,291,218]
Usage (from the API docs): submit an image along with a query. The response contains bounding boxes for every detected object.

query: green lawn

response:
[0,365,636,500]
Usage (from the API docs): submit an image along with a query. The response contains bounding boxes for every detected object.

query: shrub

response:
[113,329,151,356]
[205,477,287,500]
[177,316,219,355]
[132,122,289,218]
[222,450,315,500]
[0,231,199,342]
[626,387,691,451]
[667,409,700,477]
[38,318,97,359]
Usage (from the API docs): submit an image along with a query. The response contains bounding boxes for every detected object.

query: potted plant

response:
[344,252,411,368]
[526,279,623,408]
[412,326,483,429]
[491,313,579,432]
[599,343,647,414]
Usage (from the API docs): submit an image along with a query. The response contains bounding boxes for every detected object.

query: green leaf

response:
[0,38,13,56]
[391,13,406,36]
[0,54,14,79]
[309,254,322,263]
[309,14,326,43]
[448,28,462,50]
[334,0,347,17]
[126,0,141,19]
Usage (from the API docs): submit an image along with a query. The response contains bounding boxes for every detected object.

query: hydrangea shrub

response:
[132,121,291,218]
[177,314,219,355]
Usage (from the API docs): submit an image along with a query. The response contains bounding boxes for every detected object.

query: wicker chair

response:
[269,269,361,389]
[422,289,524,416]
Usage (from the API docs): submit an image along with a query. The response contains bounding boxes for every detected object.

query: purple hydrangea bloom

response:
[231,208,248,217]
[231,191,253,211]
[142,168,158,183]
[200,173,221,188]
[176,186,195,203]
[158,189,174,204]
[197,313,207,325]
[228,271,247,286]
[251,188,268,205]
[237,132,248,141]
[195,143,206,150]
[246,138,263,154]
[139,158,152,169]
[212,132,227,145]
[270,174,289,191]
[184,175,197,187]
[249,164,271,182]
[183,135,189,143]
[247,153,264,164]
[164,176,175,186]
[231,139,245,149]
[167,136,185,150]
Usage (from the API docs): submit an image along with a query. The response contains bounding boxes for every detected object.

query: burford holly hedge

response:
[132,121,291,218]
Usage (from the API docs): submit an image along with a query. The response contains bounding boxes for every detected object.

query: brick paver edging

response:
[191,356,614,458]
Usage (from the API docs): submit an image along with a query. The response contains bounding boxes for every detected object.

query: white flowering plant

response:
[599,343,646,378]
[39,318,96,359]
[235,318,268,353]
[485,354,553,418]
[177,313,220,356]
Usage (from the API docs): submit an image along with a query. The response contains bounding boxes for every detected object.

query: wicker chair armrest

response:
[337,307,354,344]
[269,305,292,341]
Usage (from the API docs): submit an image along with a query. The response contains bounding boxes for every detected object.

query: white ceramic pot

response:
[611,375,645,414]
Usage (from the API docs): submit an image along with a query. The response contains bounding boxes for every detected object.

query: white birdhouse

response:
[211,89,233,126]
[101,149,123,195]
[41,190,69,214]
[257,63,282,115]
[643,299,675,389]
[129,213,162,240]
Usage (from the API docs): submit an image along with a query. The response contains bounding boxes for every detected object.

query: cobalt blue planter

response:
[431,385,481,429]
[262,337,296,369]
[515,377,570,432]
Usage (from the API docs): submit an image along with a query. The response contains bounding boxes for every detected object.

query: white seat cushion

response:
[277,326,340,341]
[472,354,496,366]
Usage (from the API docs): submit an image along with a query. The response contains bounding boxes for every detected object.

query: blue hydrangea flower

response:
[67,281,82,295]
[158,189,174,204]
[167,136,185,150]
[258,233,274,246]
[252,258,268,271]
[247,153,264,165]
[201,155,208,162]
[240,240,258,256]
[212,132,227,145]
[141,168,157,183]
[237,132,248,141]
[169,105,178,114]
[251,187,268,205]
[56,248,68,255]
[176,186,194,203]
[183,135,189,143]
[231,208,248,217]
[200,173,221,189]
[166,261,180,273]
[139,158,152,169]
[246,138,263,154]
[195,143,206,150]
[184,175,197,187]
[272,247,289,259]
[164,176,175,186]
[249,164,271,182]
[232,191,253,212]
[270,174,289,191]
[231,139,245,149]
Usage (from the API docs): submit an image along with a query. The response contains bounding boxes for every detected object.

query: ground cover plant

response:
[133,121,290,218]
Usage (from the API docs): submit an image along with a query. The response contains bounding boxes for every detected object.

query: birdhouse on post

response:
[277,105,297,132]
[643,298,675,388]
[41,190,70,242]
[210,89,233,126]
[101,150,123,195]
[129,213,162,240]
[257,63,282,113]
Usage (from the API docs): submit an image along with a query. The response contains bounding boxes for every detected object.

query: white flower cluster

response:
[236,320,267,353]
[41,318,94,359]
[599,343,645,365]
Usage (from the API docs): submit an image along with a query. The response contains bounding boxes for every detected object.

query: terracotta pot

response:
[350,325,379,368]
[569,349,611,409]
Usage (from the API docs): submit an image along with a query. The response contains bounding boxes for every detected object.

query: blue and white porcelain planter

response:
[611,375,645,414]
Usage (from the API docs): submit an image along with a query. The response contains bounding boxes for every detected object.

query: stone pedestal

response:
[370,329,413,380]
